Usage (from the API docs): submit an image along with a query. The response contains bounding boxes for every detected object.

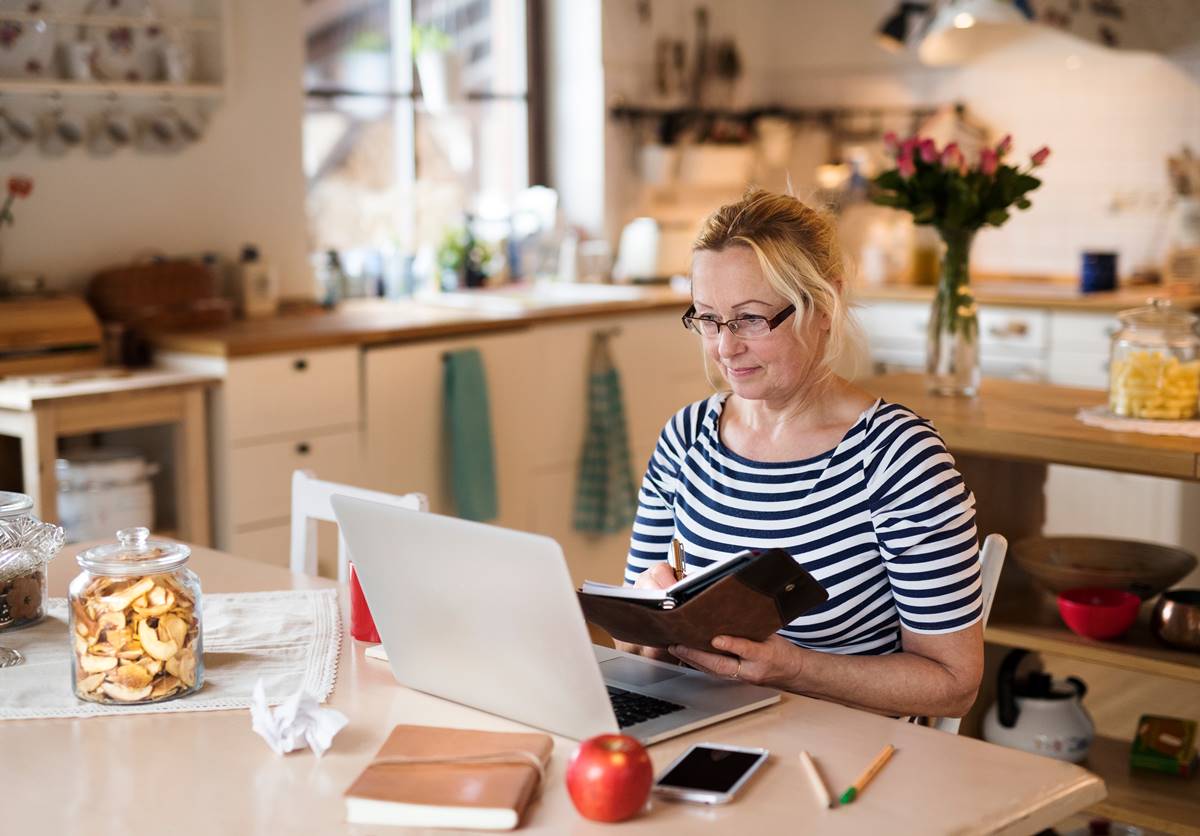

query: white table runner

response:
[0,589,341,720]
[1076,405,1200,437]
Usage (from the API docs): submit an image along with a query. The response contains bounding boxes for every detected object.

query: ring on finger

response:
[731,659,742,680]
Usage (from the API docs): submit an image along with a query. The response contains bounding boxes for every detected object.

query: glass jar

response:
[68,527,203,704]
[1109,299,1200,420]
[0,491,65,633]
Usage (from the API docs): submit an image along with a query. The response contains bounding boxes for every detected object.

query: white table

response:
[0,543,1106,835]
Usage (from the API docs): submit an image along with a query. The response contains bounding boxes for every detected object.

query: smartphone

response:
[652,743,770,804]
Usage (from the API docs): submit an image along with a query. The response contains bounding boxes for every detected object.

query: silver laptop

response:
[331,495,780,745]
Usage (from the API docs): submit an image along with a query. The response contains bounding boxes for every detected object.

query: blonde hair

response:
[692,187,866,383]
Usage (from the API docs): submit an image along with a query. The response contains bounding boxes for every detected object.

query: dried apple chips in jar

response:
[69,527,204,704]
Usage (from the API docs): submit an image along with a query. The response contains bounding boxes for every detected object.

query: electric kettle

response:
[982,649,1094,763]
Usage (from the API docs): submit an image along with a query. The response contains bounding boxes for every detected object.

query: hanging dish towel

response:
[574,331,638,534]
[444,347,498,522]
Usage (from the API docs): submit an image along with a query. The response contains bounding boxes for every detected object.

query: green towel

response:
[574,332,638,534]
[444,348,498,522]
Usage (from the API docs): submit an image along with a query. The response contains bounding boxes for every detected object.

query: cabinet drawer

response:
[226,348,360,442]
[978,306,1048,352]
[1050,311,1119,352]
[228,429,362,527]
[857,301,928,347]
[1048,352,1110,388]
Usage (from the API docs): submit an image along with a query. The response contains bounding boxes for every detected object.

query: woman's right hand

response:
[612,562,678,663]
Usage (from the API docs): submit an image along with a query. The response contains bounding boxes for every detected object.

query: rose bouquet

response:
[870,135,1050,394]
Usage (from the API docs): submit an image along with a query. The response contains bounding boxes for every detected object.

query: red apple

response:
[565,733,654,822]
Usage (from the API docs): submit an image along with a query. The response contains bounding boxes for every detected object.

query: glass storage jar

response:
[1108,299,1200,419]
[69,527,203,704]
[0,491,65,633]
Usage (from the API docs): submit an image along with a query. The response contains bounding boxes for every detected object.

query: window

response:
[303,0,538,292]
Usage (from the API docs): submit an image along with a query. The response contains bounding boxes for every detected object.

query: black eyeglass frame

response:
[681,303,797,337]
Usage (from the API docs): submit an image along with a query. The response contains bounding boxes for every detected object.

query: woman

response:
[617,188,983,720]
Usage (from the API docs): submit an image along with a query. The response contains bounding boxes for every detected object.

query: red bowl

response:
[1057,587,1141,640]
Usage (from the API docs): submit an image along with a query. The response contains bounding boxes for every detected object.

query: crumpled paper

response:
[249,678,348,757]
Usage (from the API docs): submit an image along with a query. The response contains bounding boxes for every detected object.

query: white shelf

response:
[0,79,224,98]
[0,11,219,31]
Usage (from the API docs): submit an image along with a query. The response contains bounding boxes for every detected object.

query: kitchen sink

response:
[415,281,647,314]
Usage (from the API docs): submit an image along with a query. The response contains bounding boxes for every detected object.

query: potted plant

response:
[871,134,1050,396]
[412,24,459,111]
[437,222,495,290]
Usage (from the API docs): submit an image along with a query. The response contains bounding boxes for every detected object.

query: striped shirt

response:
[625,394,982,656]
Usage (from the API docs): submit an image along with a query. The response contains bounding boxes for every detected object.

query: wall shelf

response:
[1084,735,1200,835]
[0,10,219,31]
[0,79,224,98]
[985,596,1200,684]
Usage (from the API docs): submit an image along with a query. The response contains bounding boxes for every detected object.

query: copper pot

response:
[1151,589,1200,652]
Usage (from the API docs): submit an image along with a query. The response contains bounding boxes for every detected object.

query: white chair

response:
[289,469,428,582]
[932,532,1008,735]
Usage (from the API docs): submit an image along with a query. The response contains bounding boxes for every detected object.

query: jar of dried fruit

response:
[0,491,65,633]
[69,527,203,704]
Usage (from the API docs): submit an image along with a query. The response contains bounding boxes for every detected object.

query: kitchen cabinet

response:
[363,331,533,530]
[362,309,710,584]
[159,345,363,566]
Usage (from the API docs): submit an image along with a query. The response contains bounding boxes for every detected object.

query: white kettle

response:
[982,649,1094,763]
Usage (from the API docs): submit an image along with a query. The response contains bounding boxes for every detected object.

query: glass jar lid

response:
[0,491,33,519]
[75,527,191,576]
[1117,298,1199,333]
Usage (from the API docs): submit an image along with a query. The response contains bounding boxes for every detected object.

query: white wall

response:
[598,0,1200,279]
[7,0,311,297]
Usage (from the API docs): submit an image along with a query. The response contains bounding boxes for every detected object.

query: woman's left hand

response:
[670,634,801,688]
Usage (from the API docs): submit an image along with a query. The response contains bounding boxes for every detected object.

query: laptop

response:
[331,495,781,745]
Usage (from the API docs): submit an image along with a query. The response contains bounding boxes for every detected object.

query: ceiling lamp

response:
[876,2,930,52]
[917,0,1034,66]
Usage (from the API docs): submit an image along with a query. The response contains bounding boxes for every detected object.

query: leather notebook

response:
[577,548,828,649]
[344,724,554,830]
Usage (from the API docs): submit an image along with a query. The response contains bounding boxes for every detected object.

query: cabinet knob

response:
[293,358,308,371]
[296,442,311,455]
[988,321,1029,338]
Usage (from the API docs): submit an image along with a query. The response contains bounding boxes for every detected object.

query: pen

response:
[839,744,895,805]
[670,539,686,581]
[798,750,833,809]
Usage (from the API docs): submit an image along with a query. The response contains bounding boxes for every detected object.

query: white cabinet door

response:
[364,331,534,530]
[228,429,362,527]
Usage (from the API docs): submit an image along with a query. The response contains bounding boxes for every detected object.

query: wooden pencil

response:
[799,750,833,809]
[839,744,895,805]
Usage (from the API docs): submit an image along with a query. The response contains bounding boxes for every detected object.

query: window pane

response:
[304,0,403,94]
[413,0,526,96]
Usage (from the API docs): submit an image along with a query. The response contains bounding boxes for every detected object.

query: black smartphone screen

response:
[656,746,765,793]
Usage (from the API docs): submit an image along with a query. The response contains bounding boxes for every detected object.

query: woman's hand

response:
[612,562,678,663]
[669,634,802,688]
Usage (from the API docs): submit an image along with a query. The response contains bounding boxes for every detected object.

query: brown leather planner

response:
[578,548,828,649]
[344,724,554,830]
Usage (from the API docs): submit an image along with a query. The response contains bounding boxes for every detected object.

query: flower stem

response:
[936,228,977,340]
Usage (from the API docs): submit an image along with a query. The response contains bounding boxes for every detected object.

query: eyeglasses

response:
[681,303,796,338]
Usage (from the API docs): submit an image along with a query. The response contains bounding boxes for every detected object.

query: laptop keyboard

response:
[606,686,685,728]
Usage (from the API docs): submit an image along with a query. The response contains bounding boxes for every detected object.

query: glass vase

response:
[926,228,980,397]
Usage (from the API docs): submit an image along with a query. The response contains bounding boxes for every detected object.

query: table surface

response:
[1,544,1105,835]
[863,373,1200,480]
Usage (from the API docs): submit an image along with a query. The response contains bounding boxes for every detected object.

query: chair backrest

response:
[289,469,428,581]
[932,532,1008,735]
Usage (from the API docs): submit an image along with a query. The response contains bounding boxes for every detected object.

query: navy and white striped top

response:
[625,394,982,656]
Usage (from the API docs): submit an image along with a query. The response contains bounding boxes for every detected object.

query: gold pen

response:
[670,539,686,581]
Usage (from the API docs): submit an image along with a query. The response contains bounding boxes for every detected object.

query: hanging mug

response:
[38,102,85,156]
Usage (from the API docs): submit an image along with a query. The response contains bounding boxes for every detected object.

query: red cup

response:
[1057,587,1140,640]
[349,563,380,643]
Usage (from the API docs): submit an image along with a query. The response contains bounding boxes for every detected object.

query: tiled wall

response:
[601,0,1200,280]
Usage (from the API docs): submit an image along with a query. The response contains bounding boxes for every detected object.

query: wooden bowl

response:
[1012,536,1197,601]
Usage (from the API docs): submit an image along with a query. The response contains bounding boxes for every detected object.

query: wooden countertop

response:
[855,281,1200,312]
[148,289,691,357]
[862,373,1200,480]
